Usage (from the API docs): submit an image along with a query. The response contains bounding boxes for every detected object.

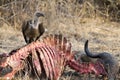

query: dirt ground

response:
[0,17,120,80]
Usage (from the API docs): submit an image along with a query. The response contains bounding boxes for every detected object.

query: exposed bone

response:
[0,34,107,80]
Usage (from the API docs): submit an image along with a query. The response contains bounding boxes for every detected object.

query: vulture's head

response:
[34,11,44,18]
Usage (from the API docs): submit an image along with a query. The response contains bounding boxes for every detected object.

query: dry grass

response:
[0,0,120,80]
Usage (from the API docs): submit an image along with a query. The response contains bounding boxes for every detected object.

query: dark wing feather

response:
[36,23,45,40]
[22,20,29,43]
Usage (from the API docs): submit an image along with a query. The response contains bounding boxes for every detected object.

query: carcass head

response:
[0,53,8,67]
[0,53,13,79]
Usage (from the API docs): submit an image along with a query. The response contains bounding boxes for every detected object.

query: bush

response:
[0,0,120,28]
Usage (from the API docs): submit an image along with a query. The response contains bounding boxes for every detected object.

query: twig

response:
[0,17,11,26]
[0,1,23,8]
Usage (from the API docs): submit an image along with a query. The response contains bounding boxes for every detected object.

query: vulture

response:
[22,12,45,44]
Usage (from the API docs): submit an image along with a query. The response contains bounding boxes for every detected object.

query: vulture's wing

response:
[22,20,29,43]
[36,23,45,40]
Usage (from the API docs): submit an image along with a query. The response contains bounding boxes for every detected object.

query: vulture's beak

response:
[35,12,45,17]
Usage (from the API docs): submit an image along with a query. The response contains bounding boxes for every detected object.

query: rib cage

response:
[0,34,107,80]
[0,34,72,80]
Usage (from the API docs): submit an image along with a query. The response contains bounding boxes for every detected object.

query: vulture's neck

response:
[32,16,40,29]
